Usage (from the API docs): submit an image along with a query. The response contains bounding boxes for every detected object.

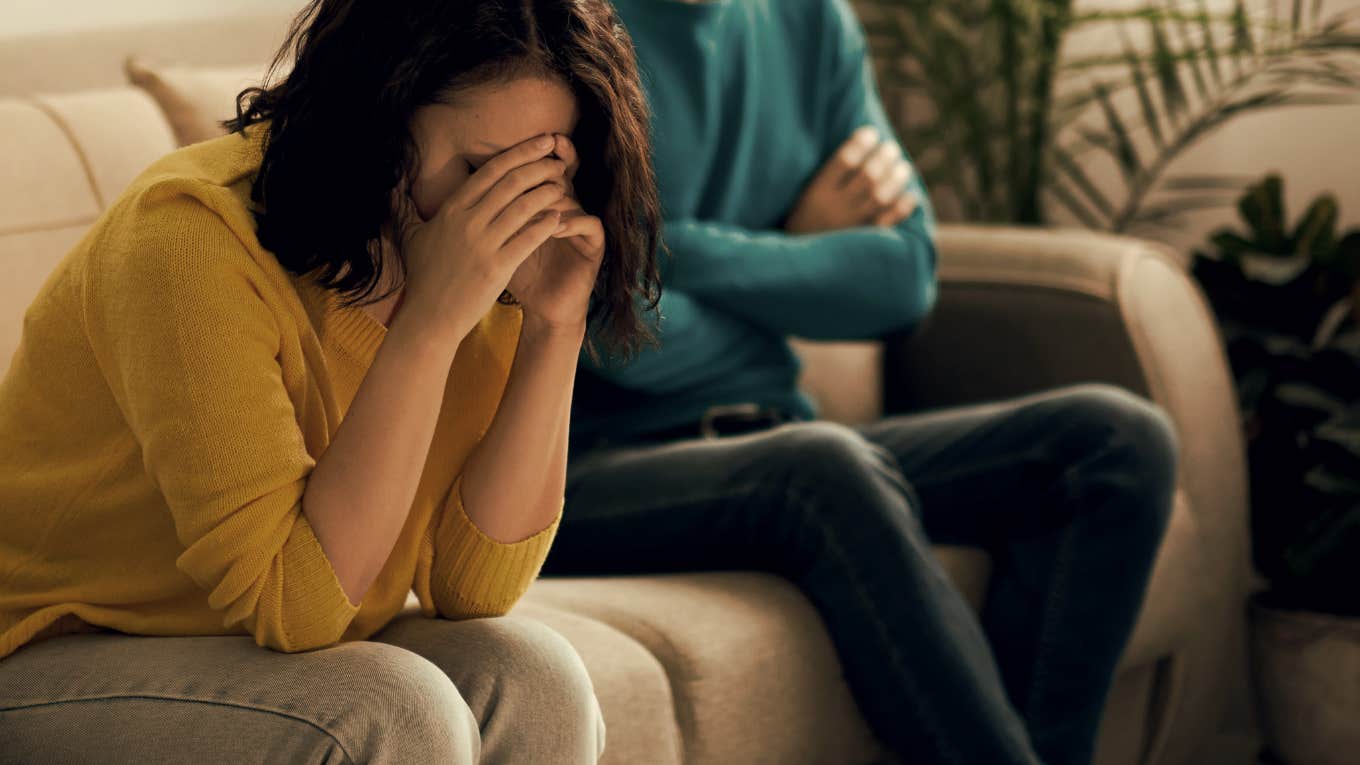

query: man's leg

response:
[854,382,1178,765]
[546,423,1043,764]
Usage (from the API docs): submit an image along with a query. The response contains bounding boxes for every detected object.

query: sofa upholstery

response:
[0,10,1253,764]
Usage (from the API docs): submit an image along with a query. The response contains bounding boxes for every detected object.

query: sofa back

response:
[0,90,177,377]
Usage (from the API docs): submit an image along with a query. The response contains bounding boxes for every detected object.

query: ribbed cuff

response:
[277,511,363,650]
[430,475,562,617]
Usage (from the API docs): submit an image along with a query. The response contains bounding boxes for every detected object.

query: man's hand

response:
[784,125,919,235]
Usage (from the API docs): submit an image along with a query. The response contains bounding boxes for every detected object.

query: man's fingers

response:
[456,133,558,208]
[871,159,913,208]
[843,139,899,205]
[861,140,901,185]
[826,125,880,182]
[872,192,919,227]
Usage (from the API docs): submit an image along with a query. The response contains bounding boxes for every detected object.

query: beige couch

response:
[0,9,1255,765]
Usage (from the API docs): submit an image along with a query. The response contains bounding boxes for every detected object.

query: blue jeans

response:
[545,382,1178,765]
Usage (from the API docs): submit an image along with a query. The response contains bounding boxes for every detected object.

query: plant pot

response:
[1250,591,1360,765]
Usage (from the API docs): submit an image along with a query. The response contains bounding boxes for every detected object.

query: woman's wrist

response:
[386,300,474,360]
[520,311,587,347]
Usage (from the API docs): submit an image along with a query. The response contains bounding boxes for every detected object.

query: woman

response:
[0,0,661,762]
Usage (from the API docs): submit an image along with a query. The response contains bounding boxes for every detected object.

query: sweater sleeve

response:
[426,474,562,619]
[659,0,939,341]
[82,187,360,653]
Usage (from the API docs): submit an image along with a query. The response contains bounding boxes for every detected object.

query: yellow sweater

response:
[0,122,561,661]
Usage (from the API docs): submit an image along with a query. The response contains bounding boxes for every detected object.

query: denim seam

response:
[1,692,356,763]
[1021,489,1081,723]
[781,486,967,765]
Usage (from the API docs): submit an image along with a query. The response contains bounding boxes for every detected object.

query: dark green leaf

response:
[1211,229,1261,260]
[1092,80,1142,179]
[1166,0,1212,102]
[1149,15,1189,118]
[1047,180,1108,229]
[1048,143,1117,219]
[1232,0,1257,58]
[1333,231,1360,280]
[1198,0,1226,84]
[1120,23,1167,147]
[1238,174,1287,250]
[1294,194,1339,262]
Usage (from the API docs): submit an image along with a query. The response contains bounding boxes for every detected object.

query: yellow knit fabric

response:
[0,122,562,661]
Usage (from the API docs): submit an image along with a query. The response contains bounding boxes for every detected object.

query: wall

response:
[6,0,1351,259]
[0,0,302,36]
[1056,0,1360,256]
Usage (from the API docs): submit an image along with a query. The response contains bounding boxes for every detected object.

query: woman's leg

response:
[0,630,479,764]
[854,382,1179,765]
[370,612,606,765]
[546,420,1045,764]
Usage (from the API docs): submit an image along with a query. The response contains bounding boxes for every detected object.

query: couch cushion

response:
[394,589,685,765]
[31,89,177,207]
[519,547,987,765]
[0,90,177,379]
[125,58,275,146]
[0,99,99,378]
[522,571,889,765]
[0,99,100,232]
[511,601,685,765]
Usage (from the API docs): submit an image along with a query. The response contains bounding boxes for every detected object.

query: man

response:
[542,1,1179,763]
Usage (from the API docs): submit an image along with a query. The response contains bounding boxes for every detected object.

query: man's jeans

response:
[544,382,1178,765]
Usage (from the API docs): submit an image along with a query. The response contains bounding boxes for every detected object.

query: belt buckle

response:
[699,402,765,439]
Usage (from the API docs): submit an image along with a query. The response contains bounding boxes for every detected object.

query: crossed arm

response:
[585,0,939,389]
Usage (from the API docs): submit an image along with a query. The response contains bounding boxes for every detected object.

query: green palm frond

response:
[855,0,1360,229]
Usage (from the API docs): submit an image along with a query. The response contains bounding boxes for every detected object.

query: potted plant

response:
[854,0,1360,231]
[1190,174,1360,765]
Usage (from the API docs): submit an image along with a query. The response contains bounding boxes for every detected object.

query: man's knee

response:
[1057,383,1179,480]
[1051,383,1179,544]
[762,420,904,491]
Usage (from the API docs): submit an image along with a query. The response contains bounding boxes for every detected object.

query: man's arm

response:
[662,0,938,341]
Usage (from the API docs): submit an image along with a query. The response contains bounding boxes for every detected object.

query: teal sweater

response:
[571,0,939,443]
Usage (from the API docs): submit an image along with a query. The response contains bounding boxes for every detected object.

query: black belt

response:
[620,403,793,446]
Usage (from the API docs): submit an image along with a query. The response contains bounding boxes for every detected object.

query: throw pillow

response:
[124,56,279,146]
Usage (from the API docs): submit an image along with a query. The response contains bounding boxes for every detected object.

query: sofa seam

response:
[24,96,107,210]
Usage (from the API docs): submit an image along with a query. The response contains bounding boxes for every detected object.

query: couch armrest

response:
[884,222,1251,592]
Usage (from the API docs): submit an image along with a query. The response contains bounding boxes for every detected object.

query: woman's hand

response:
[505,134,606,337]
[393,134,570,344]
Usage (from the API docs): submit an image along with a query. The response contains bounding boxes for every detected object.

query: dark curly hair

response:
[223,0,662,359]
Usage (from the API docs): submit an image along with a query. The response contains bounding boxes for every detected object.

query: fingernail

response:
[555,222,569,234]
[536,135,553,150]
